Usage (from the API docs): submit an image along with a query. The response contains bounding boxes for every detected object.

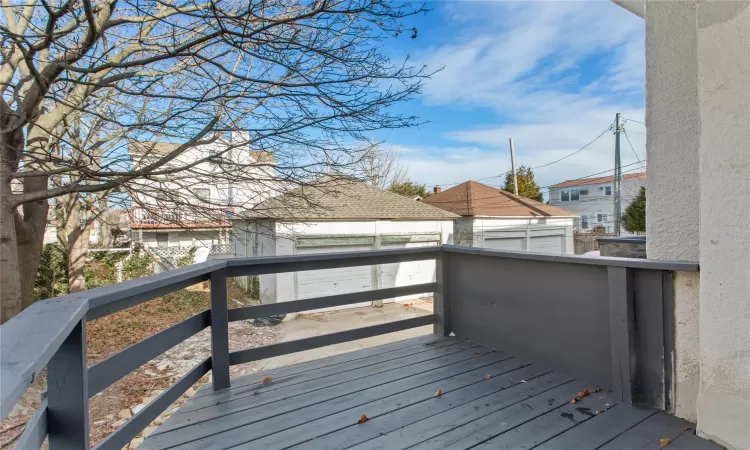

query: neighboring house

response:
[548,172,646,235]
[231,177,458,307]
[421,181,578,254]
[42,207,131,247]
[128,133,277,262]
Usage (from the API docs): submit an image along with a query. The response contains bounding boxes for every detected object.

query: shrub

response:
[34,244,69,300]
[175,247,197,267]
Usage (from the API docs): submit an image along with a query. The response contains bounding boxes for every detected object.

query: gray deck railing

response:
[1,247,441,449]
[0,245,698,449]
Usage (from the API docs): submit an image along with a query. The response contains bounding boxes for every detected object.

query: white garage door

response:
[295,245,374,309]
[530,235,564,254]
[484,237,525,251]
[380,241,438,303]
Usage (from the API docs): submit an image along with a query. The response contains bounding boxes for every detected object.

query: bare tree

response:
[359,141,407,189]
[0,0,429,322]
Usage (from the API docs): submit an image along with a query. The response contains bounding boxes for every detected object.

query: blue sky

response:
[373,0,646,195]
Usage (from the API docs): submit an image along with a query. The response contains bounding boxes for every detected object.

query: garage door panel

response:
[530,235,563,254]
[484,237,525,251]
[295,245,373,310]
[380,242,438,303]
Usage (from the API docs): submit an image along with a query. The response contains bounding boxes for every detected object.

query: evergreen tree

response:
[623,187,646,234]
[389,180,431,198]
[503,165,543,202]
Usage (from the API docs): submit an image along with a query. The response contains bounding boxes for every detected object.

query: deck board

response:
[142,335,723,450]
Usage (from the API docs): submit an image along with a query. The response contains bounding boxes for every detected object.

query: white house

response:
[421,181,578,254]
[127,134,277,261]
[548,172,646,235]
[231,177,458,308]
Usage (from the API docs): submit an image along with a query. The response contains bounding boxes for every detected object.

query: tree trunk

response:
[64,196,90,293]
[0,191,22,324]
[0,177,48,322]
[17,178,50,309]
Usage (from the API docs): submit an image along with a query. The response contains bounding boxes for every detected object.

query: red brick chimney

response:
[433,186,442,194]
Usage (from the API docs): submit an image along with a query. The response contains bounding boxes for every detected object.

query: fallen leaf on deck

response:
[253,391,260,395]
[659,438,672,448]
[473,353,480,359]
[682,427,692,432]
[262,377,273,383]
[570,387,601,404]
[484,375,492,380]
[357,414,369,424]
[433,389,442,398]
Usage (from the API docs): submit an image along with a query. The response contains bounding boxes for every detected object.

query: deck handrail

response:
[0,247,441,449]
[0,245,699,449]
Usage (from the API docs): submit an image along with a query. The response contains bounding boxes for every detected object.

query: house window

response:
[194,188,210,202]
[579,189,588,195]
[208,149,220,165]
[570,189,580,201]
[597,213,608,223]
[580,214,590,229]
[604,185,612,196]
[561,190,570,201]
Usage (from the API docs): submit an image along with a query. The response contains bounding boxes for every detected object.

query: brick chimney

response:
[433,186,441,194]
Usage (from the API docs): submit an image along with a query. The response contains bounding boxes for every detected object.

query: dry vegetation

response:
[1,280,255,448]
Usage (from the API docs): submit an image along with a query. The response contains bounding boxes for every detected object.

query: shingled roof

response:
[549,172,646,188]
[250,177,460,221]
[421,181,577,217]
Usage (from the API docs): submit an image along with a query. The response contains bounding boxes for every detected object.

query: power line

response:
[429,120,616,188]
[530,123,615,170]
[622,128,646,172]
[541,161,645,191]
[622,118,645,125]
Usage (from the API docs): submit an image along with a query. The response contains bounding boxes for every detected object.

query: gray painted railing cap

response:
[441,245,698,272]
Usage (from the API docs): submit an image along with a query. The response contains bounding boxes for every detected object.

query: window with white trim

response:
[561,190,570,201]
[580,214,590,229]
[597,213,608,223]
[194,188,210,202]
[570,189,580,201]
[604,185,612,196]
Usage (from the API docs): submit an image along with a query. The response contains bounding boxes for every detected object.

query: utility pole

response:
[509,138,519,195]
[614,113,623,236]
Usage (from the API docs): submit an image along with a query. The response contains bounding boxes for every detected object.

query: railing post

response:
[434,251,451,336]
[47,318,89,449]
[210,268,230,390]
[608,266,636,404]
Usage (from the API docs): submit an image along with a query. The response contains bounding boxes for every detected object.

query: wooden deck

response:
[141,335,722,450]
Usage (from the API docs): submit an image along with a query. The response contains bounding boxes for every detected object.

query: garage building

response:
[421,181,578,254]
[231,177,458,308]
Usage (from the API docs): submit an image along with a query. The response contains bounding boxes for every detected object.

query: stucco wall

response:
[695,2,750,447]
[645,0,703,424]
[643,1,750,448]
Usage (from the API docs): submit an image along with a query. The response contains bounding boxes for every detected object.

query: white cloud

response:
[392,0,646,192]
[393,121,646,194]
[419,0,644,117]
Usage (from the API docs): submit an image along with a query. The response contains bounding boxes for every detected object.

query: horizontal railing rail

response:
[0,245,700,449]
[0,246,440,449]
[442,245,700,272]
